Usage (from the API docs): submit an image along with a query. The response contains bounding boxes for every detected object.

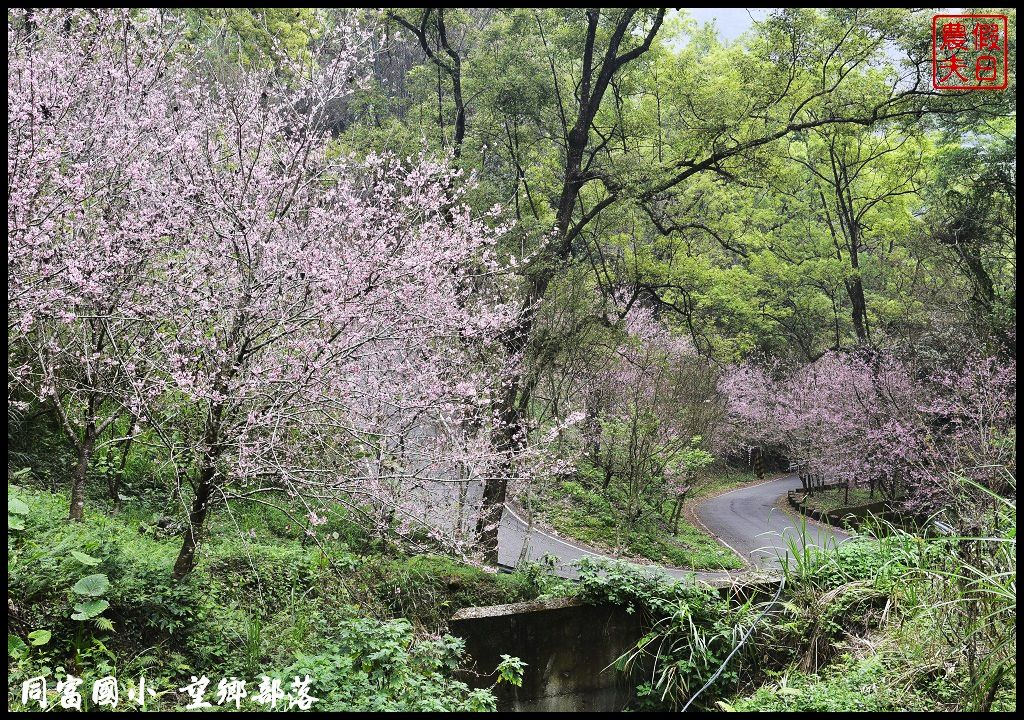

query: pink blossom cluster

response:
[7,9,535,547]
[719,348,1016,513]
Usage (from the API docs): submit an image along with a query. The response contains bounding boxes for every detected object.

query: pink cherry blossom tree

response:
[720,347,1016,522]
[8,9,184,519]
[145,55,517,576]
[566,304,721,540]
[9,9,524,577]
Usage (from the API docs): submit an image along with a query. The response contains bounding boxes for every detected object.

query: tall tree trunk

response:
[474,9,664,563]
[69,416,97,521]
[828,144,871,344]
[171,460,216,579]
[392,9,465,158]
[67,391,103,521]
[845,273,869,343]
[475,473,508,565]
[172,406,223,580]
[474,50,590,563]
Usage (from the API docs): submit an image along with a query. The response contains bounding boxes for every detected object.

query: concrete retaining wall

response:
[787,489,890,530]
[449,596,640,712]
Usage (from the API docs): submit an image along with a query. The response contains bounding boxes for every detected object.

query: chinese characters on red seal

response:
[933,14,1009,90]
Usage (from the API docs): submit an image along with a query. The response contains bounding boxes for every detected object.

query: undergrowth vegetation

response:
[526,466,751,570]
[798,486,876,514]
[7,483,548,711]
[577,493,1016,712]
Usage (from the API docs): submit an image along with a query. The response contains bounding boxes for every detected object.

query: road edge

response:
[502,501,743,579]
[686,473,795,569]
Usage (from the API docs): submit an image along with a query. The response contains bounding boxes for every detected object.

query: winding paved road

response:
[495,473,851,582]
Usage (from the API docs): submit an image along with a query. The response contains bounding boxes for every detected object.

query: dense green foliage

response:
[526,466,751,569]
[7,483,543,711]
[727,654,944,712]
[576,502,1016,712]
[357,8,1015,362]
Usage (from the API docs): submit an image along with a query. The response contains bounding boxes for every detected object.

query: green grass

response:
[585,521,1016,712]
[727,654,945,712]
[527,466,753,570]
[801,486,876,513]
[7,483,558,711]
[687,465,761,500]
[546,506,741,570]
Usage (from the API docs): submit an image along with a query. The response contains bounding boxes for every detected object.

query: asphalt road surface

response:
[693,474,851,569]
[496,473,851,582]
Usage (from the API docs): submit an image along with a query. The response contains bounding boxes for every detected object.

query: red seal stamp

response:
[933,14,1009,90]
